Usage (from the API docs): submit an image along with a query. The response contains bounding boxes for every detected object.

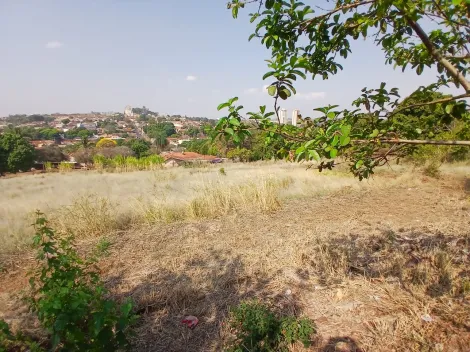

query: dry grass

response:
[0,161,392,254]
[1,162,470,351]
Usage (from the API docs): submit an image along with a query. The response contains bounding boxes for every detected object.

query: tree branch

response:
[405,17,470,92]
[300,0,376,29]
[387,92,470,119]
[444,54,470,60]
[356,139,470,146]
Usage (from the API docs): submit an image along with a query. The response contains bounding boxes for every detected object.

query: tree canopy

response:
[0,131,36,174]
[216,0,470,179]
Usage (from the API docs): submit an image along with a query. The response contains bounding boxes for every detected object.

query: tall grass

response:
[44,161,53,173]
[51,194,127,238]
[93,155,164,172]
[139,176,292,223]
[58,162,73,173]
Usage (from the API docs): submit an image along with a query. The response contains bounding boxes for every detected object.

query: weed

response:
[44,162,53,173]
[219,167,226,176]
[225,300,315,352]
[94,237,112,258]
[458,278,470,296]
[58,162,73,173]
[422,162,441,178]
[0,319,43,351]
[27,212,137,351]
[410,264,430,285]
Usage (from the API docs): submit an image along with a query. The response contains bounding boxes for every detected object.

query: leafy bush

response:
[27,212,136,351]
[219,167,226,175]
[225,301,315,352]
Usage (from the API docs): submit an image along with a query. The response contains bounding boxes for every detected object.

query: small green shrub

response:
[0,319,43,352]
[27,212,137,351]
[225,301,315,352]
[219,167,226,176]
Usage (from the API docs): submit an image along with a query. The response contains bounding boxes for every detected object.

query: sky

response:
[0,0,458,119]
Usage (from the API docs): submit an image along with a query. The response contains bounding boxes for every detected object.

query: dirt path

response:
[1,173,469,351]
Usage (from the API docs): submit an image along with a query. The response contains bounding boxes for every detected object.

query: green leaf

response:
[369,129,379,138]
[330,148,338,158]
[340,136,351,146]
[331,135,339,147]
[229,117,241,126]
[232,6,238,18]
[341,124,351,137]
[265,0,274,9]
[262,71,276,80]
[267,85,277,96]
[308,149,320,161]
[415,128,422,134]
[225,127,234,135]
[445,104,453,114]
[355,160,364,169]
[217,102,230,111]
[327,112,335,119]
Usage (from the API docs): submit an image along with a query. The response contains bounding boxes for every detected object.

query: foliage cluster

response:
[1,213,136,351]
[96,138,118,149]
[144,122,176,148]
[225,301,315,352]
[0,130,36,174]
[218,0,470,179]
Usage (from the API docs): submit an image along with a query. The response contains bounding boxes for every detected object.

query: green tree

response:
[217,0,470,180]
[0,131,36,174]
[187,126,200,137]
[39,128,61,140]
[145,122,176,139]
[124,138,151,158]
[77,130,93,147]
[61,118,70,125]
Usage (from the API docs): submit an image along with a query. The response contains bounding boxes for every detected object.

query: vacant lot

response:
[1,162,470,351]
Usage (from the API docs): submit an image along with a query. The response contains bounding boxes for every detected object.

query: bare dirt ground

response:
[1,170,469,351]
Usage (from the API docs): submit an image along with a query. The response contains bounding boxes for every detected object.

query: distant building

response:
[279,109,287,124]
[124,105,133,117]
[292,109,300,126]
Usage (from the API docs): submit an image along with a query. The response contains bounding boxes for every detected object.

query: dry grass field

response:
[1,161,470,351]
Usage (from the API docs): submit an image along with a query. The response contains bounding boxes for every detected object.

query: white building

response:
[292,109,300,126]
[124,105,133,117]
[279,109,287,124]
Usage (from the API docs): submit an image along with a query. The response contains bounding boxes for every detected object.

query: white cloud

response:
[244,87,259,94]
[45,41,63,49]
[186,75,197,81]
[294,92,326,100]
[187,98,196,103]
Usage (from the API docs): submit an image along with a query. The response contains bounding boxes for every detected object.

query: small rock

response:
[421,314,433,323]
[285,289,292,296]
[336,288,344,300]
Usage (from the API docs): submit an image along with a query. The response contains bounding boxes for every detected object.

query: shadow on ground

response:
[107,248,363,352]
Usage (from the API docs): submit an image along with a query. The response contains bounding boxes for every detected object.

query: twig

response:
[387,92,470,119]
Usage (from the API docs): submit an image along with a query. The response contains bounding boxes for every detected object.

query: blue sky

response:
[0,0,453,119]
